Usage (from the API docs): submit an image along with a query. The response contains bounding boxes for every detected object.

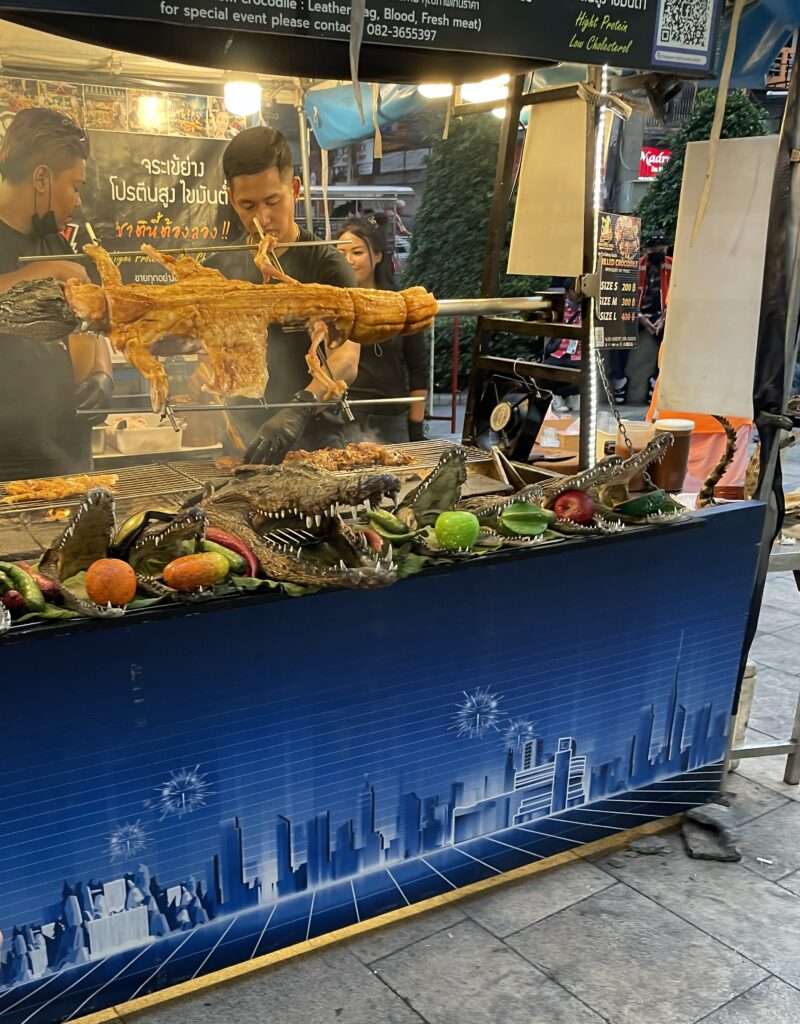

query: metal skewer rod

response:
[77,397,426,416]
[18,239,352,262]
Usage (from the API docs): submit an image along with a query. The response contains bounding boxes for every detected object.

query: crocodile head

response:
[40,488,124,618]
[195,464,401,590]
[396,447,468,528]
[598,433,673,507]
[125,508,209,599]
[202,464,400,522]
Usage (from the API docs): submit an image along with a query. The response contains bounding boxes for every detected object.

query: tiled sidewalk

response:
[125,453,800,1024]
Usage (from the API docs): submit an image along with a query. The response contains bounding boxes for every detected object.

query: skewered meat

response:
[0,473,119,505]
[62,243,437,414]
[283,443,415,471]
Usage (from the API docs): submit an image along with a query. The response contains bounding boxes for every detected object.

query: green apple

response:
[435,511,481,550]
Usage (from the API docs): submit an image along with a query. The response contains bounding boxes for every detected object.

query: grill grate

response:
[0,464,196,517]
[173,440,492,486]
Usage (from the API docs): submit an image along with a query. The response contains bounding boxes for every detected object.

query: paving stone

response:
[347,904,467,964]
[735,747,800,803]
[738,801,800,881]
[123,946,422,1024]
[628,835,671,855]
[374,918,604,1024]
[778,869,800,895]
[595,830,800,987]
[698,976,800,1023]
[756,605,800,634]
[748,666,800,741]
[712,770,786,827]
[459,859,614,938]
[748,632,800,675]
[682,821,741,863]
[505,883,764,1024]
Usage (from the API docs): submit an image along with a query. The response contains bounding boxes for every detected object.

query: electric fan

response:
[472,374,553,461]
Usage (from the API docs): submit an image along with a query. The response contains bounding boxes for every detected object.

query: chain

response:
[594,350,653,486]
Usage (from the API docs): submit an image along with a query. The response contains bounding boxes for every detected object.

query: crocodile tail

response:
[697,416,737,508]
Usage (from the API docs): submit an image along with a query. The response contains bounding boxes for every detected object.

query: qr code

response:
[657,0,714,51]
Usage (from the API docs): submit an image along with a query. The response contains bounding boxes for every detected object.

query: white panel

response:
[657,135,778,419]
[508,97,587,278]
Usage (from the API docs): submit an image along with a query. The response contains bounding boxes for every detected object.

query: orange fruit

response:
[85,558,137,607]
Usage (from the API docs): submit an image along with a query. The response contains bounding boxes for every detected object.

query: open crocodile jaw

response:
[40,488,125,619]
[398,447,468,525]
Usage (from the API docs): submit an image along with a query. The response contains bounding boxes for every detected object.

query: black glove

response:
[74,371,113,425]
[408,419,427,443]
[244,390,317,465]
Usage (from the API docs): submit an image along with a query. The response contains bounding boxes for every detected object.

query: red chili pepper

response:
[204,528,259,577]
[18,562,62,602]
[356,528,384,553]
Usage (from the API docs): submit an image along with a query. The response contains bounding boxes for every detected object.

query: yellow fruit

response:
[163,552,229,592]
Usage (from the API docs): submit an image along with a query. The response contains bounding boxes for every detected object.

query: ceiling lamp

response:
[418,83,453,99]
[137,94,164,130]
[224,75,262,117]
[461,74,510,105]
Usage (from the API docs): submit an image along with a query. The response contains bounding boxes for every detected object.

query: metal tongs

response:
[253,221,355,424]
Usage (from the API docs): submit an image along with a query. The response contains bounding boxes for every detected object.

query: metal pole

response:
[296,106,314,234]
[451,318,460,434]
[579,66,603,471]
[428,320,436,418]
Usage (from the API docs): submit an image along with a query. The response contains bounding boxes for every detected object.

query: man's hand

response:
[74,371,113,425]
[408,419,427,443]
[37,261,90,285]
[244,391,317,465]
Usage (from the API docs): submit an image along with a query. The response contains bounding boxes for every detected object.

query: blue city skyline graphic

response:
[0,651,727,997]
[0,504,763,1024]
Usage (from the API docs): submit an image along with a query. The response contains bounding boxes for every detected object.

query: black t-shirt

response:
[206,227,357,441]
[349,329,429,416]
[0,222,90,482]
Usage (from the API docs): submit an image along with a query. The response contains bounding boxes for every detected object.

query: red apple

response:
[553,490,596,525]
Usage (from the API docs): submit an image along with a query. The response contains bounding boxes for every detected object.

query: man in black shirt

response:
[206,127,359,463]
[0,108,112,482]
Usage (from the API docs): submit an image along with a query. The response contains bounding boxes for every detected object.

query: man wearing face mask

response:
[0,108,112,481]
[205,126,360,464]
[609,235,672,405]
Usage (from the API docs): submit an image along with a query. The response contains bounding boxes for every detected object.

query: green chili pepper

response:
[0,562,46,612]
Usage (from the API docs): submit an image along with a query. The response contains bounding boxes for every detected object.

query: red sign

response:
[639,147,672,180]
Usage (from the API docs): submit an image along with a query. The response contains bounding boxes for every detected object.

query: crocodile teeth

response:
[305,515,313,528]
[363,498,371,512]
[314,514,322,527]
[385,544,393,562]
[339,559,347,570]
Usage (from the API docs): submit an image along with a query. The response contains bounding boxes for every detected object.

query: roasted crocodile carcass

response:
[57,242,438,414]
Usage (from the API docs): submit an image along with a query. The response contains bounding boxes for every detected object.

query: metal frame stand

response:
[461,74,601,469]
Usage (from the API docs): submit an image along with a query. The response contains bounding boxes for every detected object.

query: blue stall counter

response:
[0,503,764,1024]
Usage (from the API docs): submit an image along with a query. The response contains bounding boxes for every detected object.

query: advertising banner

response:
[3,0,722,73]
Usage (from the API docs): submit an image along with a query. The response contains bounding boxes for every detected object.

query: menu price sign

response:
[2,0,721,73]
[595,212,640,350]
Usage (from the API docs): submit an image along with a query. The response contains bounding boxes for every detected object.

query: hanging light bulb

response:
[461,74,510,105]
[224,75,262,117]
[137,94,164,130]
[418,83,453,99]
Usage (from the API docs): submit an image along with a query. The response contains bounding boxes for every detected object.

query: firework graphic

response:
[450,687,504,739]
[108,821,147,862]
[504,716,537,749]
[157,765,213,820]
